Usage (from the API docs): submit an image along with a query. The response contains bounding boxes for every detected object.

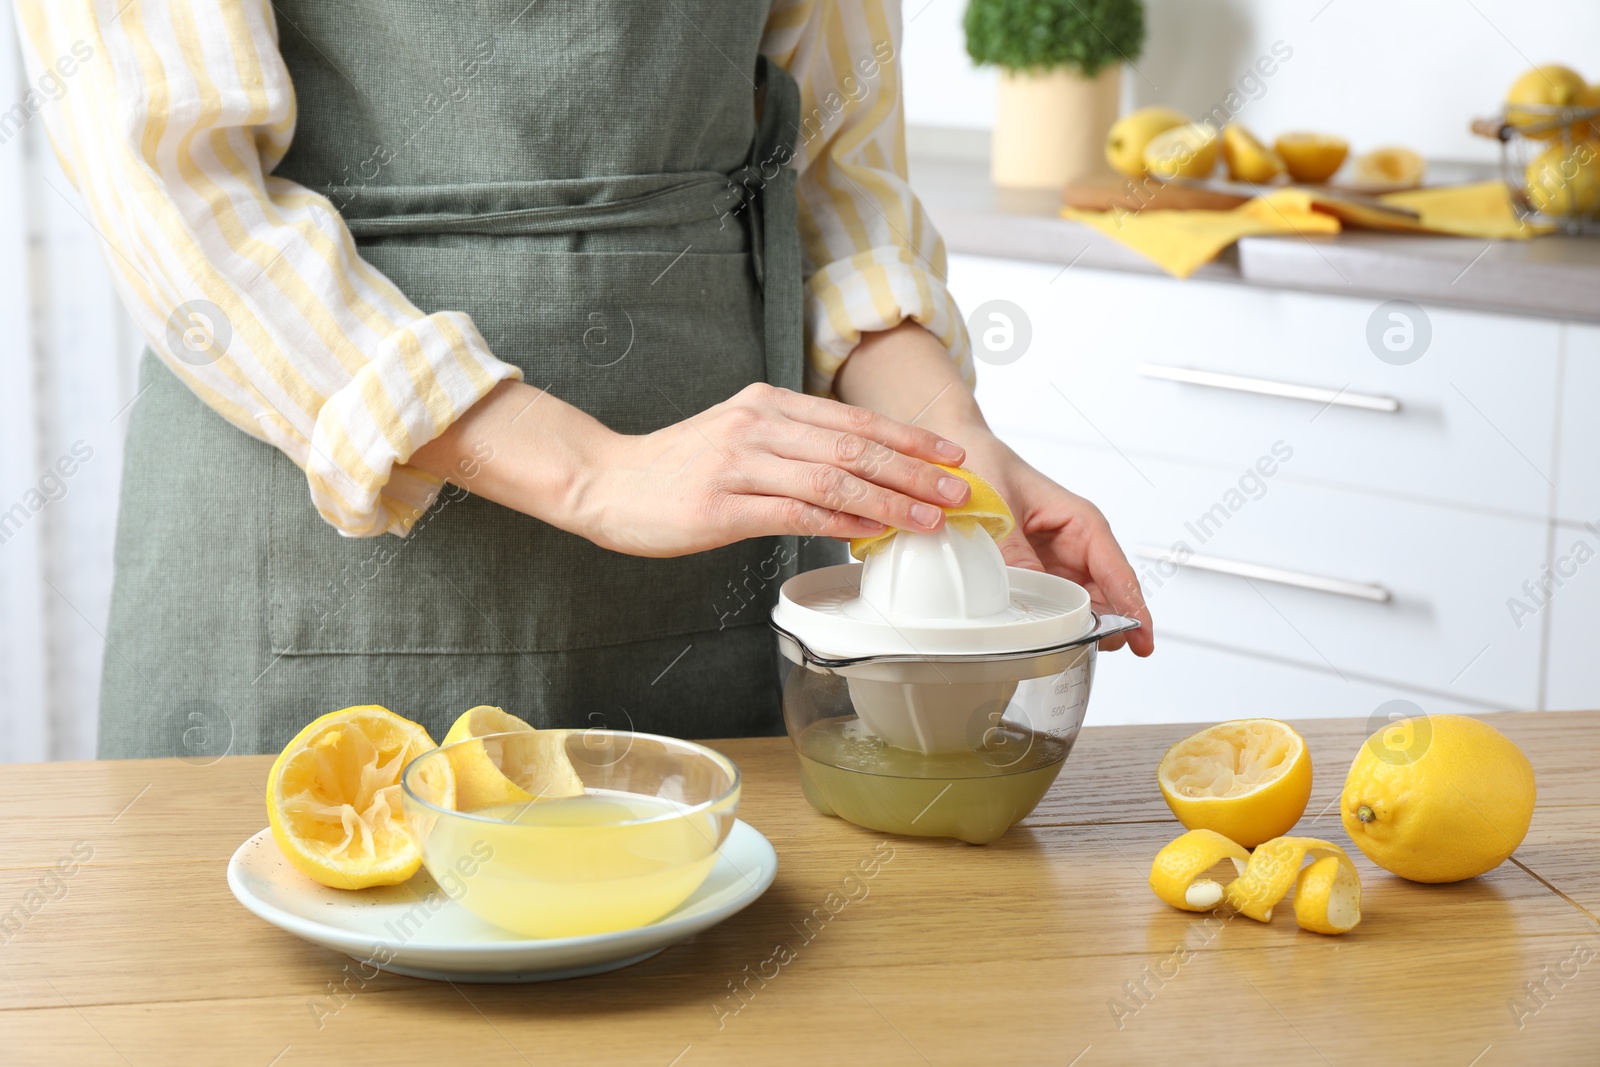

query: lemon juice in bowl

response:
[402,729,740,939]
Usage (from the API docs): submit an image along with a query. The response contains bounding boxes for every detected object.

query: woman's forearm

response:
[410,380,609,532]
[832,321,990,444]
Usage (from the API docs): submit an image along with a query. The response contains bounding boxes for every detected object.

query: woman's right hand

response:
[412,381,972,557]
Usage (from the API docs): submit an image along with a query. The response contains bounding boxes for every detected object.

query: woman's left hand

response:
[959,431,1154,656]
[834,319,1153,656]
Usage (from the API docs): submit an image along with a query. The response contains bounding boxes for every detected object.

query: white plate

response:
[227,820,776,983]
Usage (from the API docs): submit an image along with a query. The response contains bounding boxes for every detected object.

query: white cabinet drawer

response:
[1090,635,1501,729]
[1556,323,1600,524]
[952,254,1561,519]
[1544,520,1600,710]
[1007,435,1548,709]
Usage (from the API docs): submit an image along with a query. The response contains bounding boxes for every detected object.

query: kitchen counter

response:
[913,154,1600,323]
[2,711,1596,1065]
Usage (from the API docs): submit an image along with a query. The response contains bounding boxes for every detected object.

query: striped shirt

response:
[13,0,975,536]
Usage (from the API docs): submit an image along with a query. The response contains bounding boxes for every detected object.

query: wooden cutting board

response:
[1062,176,1250,212]
[1063,175,1423,228]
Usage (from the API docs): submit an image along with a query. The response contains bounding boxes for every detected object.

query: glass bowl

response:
[401,729,739,938]
[773,613,1137,845]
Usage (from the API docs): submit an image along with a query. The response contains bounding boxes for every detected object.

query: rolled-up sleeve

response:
[14,0,522,537]
[763,0,976,398]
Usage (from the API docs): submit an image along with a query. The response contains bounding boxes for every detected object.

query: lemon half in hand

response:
[267,705,452,890]
[849,464,1015,560]
[1157,718,1312,848]
[442,705,585,812]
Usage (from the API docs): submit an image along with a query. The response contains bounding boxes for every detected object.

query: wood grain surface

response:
[0,712,1595,1066]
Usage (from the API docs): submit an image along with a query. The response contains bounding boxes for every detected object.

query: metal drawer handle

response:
[1136,544,1392,603]
[1137,363,1401,414]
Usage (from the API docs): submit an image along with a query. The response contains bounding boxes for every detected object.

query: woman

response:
[18,0,1152,758]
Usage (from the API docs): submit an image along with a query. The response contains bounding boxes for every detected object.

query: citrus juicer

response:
[770,520,1139,844]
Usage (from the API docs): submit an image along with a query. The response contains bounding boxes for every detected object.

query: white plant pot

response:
[991,63,1122,189]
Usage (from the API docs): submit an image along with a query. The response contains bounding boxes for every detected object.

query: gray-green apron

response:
[98,1,844,759]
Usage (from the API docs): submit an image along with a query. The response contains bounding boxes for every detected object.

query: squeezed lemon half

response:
[848,464,1016,560]
[266,705,452,890]
[1274,132,1349,183]
[441,705,585,812]
[1157,719,1313,848]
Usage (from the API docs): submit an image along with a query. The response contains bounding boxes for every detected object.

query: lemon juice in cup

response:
[771,467,1138,845]
[402,727,740,938]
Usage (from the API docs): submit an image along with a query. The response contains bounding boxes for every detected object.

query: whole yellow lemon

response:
[1105,106,1189,179]
[1143,123,1220,181]
[1525,140,1600,215]
[1341,714,1535,883]
[1506,64,1592,139]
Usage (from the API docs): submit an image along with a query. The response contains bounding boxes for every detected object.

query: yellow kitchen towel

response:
[1061,181,1547,278]
[1061,189,1339,278]
[1376,181,1551,239]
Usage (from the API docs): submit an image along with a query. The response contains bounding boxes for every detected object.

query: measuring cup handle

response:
[1087,613,1142,643]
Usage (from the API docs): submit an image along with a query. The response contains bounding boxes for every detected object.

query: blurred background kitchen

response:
[4,0,1599,761]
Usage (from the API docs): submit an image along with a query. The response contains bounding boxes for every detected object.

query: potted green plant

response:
[965,0,1146,188]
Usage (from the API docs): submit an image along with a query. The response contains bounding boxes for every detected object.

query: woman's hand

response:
[960,432,1154,656]
[835,320,1154,656]
[411,379,974,558]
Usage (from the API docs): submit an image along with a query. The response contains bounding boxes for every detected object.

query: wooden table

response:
[1,712,1596,1065]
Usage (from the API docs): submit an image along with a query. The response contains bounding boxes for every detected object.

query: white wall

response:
[904,0,1600,163]
[1,4,144,762]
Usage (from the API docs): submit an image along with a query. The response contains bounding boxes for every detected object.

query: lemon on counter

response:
[1105,106,1189,179]
[849,465,1015,560]
[1157,719,1312,848]
[442,705,585,812]
[1142,122,1220,181]
[1148,828,1250,911]
[1525,141,1600,216]
[267,705,452,890]
[1220,124,1284,184]
[1273,132,1349,183]
[1348,146,1426,192]
[1505,64,1594,139]
[1341,713,1536,883]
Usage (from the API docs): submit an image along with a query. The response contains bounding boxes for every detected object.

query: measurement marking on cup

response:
[910,784,952,825]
